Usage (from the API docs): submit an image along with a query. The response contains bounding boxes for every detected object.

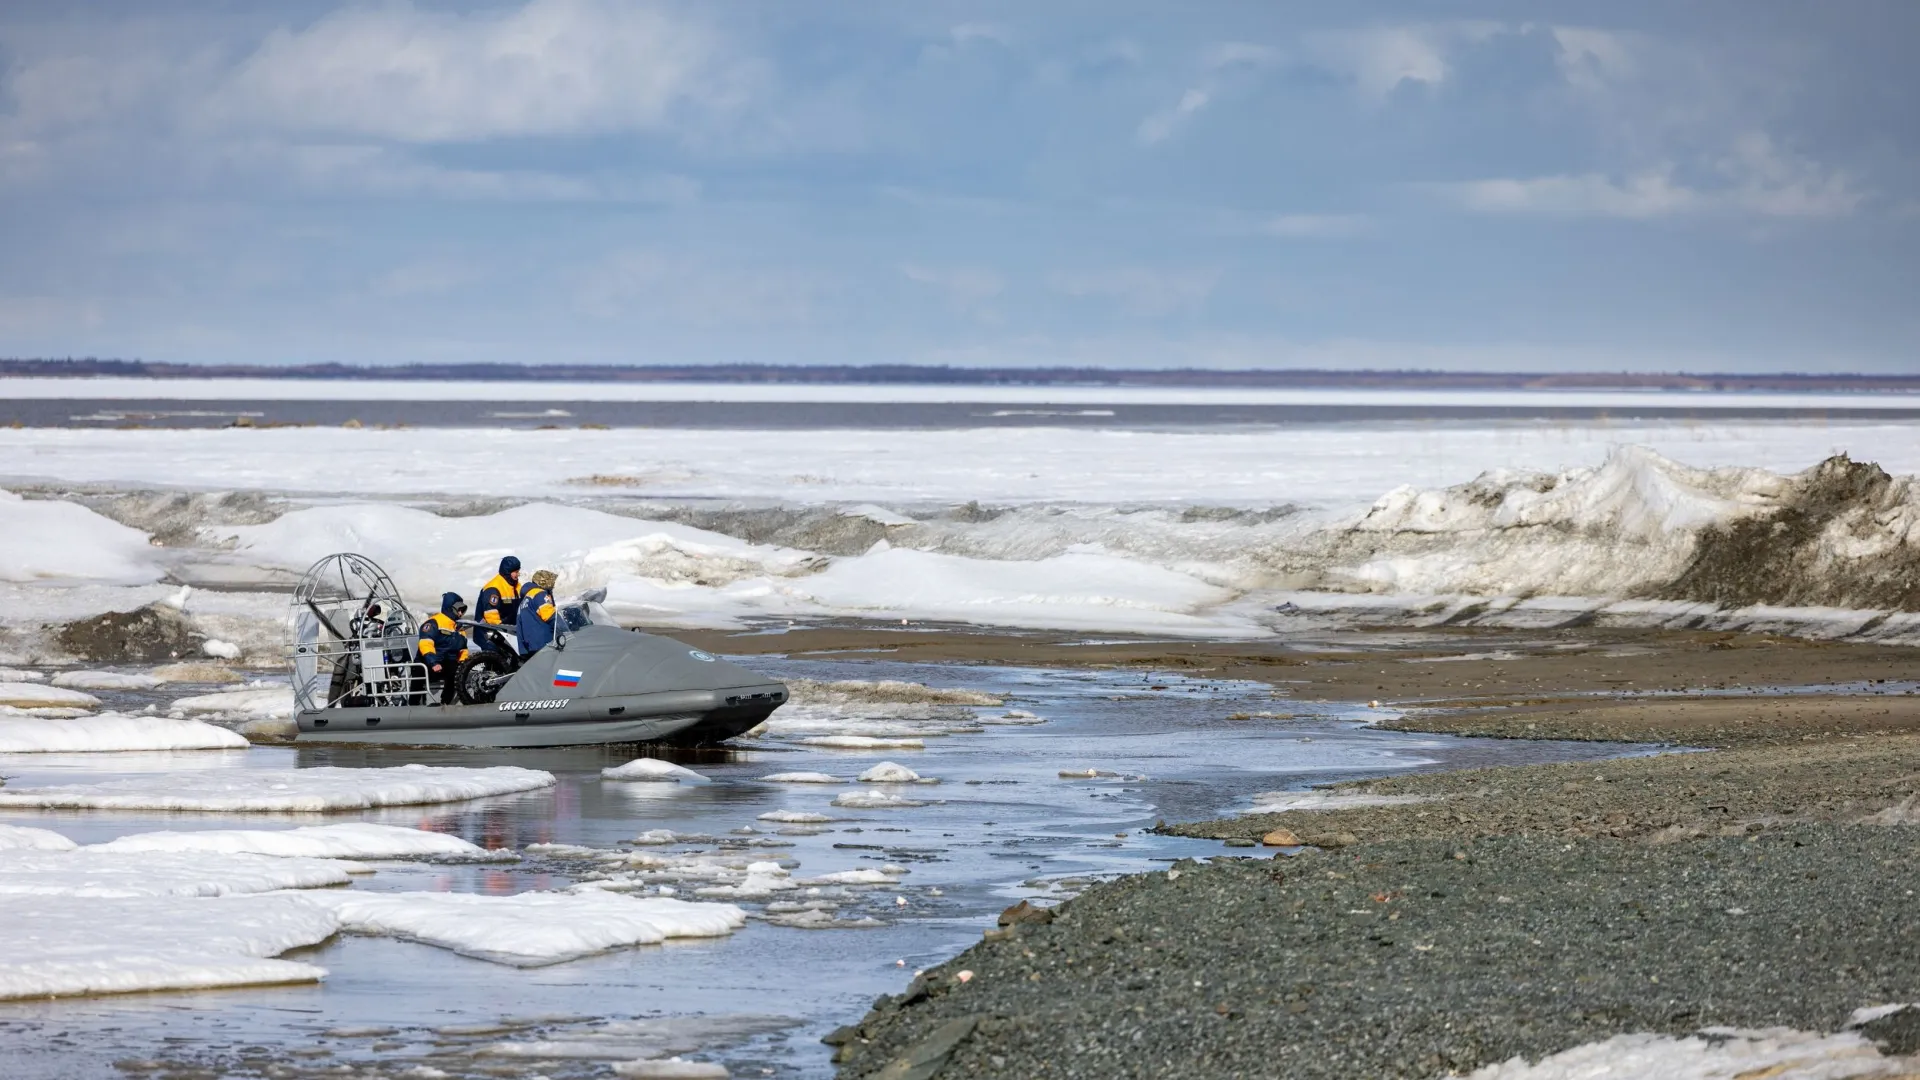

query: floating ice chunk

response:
[1244,791,1435,814]
[90,823,505,862]
[0,704,97,720]
[50,670,162,691]
[856,761,923,784]
[1463,1027,1912,1079]
[201,639,242,660]
[785,678,1000,707]
[832,790,926,809]
[0,824,78,851]
[0,668,45,681]
[981,710,1047,725]
[170,686,294,721]
[0,849,355,897]
[0,682,100,709]
[757,772,845,784]
[0,893,335,1000]
[632,829,680,845]
[612,1059,730,1079]
[764,909,884,930]
[0,714,248,753]
[692,862,794,899]
[603,758,708,783]
[301,890,746,966]
[797,868,902,886]
[0,488,163,586]
[800,736,925,750]
[757,811,833,824]
[0,764,555,811]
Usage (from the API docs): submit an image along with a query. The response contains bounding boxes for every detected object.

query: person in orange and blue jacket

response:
[417,592,470,704]
[475,556,522,631]
[516,569,559,656]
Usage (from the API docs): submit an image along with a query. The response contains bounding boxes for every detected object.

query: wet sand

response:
[678,623,1920,1079]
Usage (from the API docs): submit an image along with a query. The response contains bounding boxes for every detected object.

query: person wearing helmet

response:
[516,569,560,656]
[417,592,470,704]
[476,556,523,630]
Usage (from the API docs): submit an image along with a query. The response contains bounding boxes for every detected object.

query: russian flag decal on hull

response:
[553,668,583,688]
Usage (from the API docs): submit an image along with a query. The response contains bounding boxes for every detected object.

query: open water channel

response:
[0,655,1646,1079]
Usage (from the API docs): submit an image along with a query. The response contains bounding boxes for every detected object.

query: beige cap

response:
[531,569,557,589]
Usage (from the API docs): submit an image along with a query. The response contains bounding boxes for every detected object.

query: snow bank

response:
[302,890,746,966]
[212,502,814,608]
[0,824,77,851]
[0,489,162,586]
[0,849,354,897]
[0,893,336,1000]
[0,714,248,752]
[0,682,100,709]
[1466,1027,1916,1079]
[0,764,555,811]
[603,758,708,783]
[50,670,161,691]
[787,547,1247,636]
[90,823,502,862]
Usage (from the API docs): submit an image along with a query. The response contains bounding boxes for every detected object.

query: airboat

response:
[286,553,788,747]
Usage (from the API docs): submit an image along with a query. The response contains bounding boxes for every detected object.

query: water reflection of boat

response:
[286,553,787,748]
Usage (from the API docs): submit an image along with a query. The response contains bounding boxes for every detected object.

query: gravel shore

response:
[833,826,1918,1079]
[797,624,1920,1080]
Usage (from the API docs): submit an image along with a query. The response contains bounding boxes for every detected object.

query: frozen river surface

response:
[0,656,1643,1079]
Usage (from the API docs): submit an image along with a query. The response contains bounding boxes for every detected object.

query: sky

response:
[0,0,1916,373]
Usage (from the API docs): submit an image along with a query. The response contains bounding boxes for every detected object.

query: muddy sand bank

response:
[692,623,1920,1079]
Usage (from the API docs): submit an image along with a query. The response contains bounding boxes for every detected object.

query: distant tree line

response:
[1,357,1915,392]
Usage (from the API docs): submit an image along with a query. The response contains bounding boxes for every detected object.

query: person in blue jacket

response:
[516,569,559,656]
[475,556,522,629]
[417,592,469,704]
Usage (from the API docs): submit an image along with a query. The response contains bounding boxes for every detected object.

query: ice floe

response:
[1465,1027,1920,1079]
[0,893,336,1000]
[0,849,355,897]
[756,811,834,824]
[301,890,746,966]
[0,682,100,709]
[603,758,708,783]
[170,685,295,721]
[800,736,925,750]
[89,823,506,862]
[757,772,845,784]
[0,764,555,811]
[49,670,162,691]
[151,661,243,684]
[0,713,248,752]
[832,790,927,809]
[856,761,925,784]
[0,823,78,850]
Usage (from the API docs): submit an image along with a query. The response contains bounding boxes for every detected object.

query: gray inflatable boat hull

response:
[295,625,785,747]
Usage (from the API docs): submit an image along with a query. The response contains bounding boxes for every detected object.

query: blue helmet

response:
[441,592,466,617]
[499,555,521,576]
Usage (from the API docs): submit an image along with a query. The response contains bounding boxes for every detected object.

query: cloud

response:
[1262,213,1373,238]
[1049,266,1217,317]
[900,263,1004,317]
[1136,87,1211,146]
[575,251,828,327]
[1442,135,1861,220]
[1307,22,1500,101]
[206,0,752,142]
